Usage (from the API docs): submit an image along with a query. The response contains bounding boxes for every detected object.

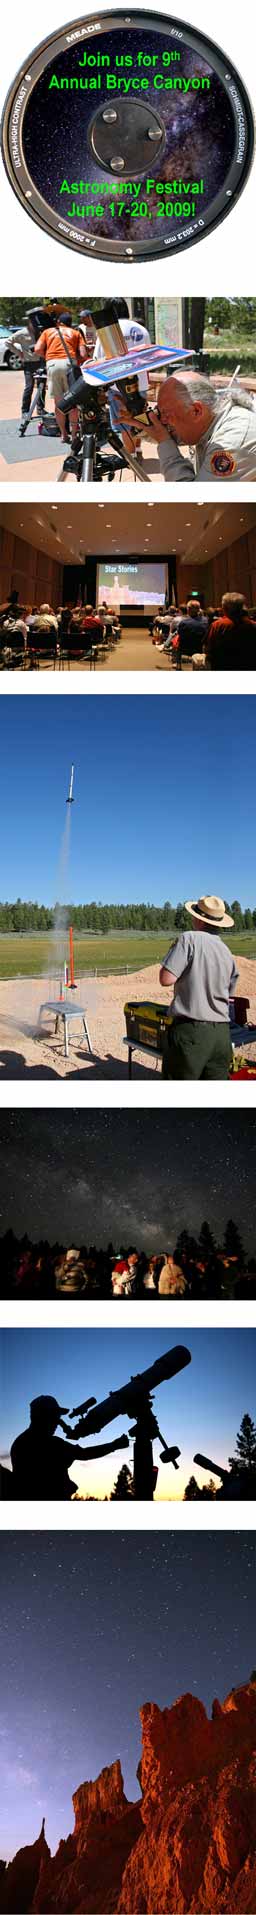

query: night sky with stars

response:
[0,1534,255,1861]
[0,1111,256,1252]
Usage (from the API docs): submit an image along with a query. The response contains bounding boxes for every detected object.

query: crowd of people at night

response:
[1,1224,255,1300]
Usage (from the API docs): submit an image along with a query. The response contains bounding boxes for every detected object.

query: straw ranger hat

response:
[185,894,234,929]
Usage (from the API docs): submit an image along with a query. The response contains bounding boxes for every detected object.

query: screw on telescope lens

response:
[1,9,254,263]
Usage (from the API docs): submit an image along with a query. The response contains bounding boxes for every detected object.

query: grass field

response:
[0,930,255,979]
[204,329,256,375]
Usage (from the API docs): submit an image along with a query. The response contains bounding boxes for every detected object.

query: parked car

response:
[0,325,31,368]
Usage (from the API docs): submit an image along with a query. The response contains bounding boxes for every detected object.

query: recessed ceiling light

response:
[185,522,191,527]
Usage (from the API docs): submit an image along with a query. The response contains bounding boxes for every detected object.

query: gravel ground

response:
[0,959,255,1079]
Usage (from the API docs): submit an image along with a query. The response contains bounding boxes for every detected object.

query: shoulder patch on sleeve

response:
[210,449,236,475]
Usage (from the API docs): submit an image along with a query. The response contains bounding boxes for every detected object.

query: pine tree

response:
[184,1475,201,1500]
[201,1479,217,1499]
[229,1412,256,1475]
[174,1230,199,1271]
[199,1221,216,1261]
[110,1464,134,1500]
[224,1218,245,1270]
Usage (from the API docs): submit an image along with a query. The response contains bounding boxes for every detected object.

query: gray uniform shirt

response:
[162,931,239,1022]
[158,401,256,483]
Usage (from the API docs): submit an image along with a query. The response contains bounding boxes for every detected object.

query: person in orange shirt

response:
[33,311,86,442]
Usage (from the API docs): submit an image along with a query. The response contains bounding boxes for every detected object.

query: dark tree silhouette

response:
[224,1219,245,1270]
[174,1231,199,1276]
[200,1480,217,1499]
[110,1464,134,1500]
[184,1475,216,1500]
[229,1413,256,1476]
[184,1475,201,1500]
[199,1222,216,1260]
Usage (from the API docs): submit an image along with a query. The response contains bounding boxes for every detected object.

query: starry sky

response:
[0,1534,255,1861]
[1,1327,255,1501]
[0,1110,255,1253]
[22,23,234,248]
[0,697,256,905]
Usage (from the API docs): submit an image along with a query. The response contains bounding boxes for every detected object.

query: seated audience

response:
[170,600,208,662]
[207,594,256,670]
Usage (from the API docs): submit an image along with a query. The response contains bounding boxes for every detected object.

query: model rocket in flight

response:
[66,764,74,804]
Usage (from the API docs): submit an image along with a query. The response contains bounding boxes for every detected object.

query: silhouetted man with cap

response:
[11,1395,129,1499]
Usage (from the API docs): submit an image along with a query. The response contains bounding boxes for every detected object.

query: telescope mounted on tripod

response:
[64,1345,191,1501]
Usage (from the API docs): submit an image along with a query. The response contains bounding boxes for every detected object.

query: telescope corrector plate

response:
[1,10,254,262]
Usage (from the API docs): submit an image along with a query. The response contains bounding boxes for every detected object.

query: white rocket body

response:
[67,764,74,803]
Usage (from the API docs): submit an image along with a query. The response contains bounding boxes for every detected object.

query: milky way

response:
[0,1110,255,1250]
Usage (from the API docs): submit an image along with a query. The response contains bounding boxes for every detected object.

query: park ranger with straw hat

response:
[159,894,238,1080]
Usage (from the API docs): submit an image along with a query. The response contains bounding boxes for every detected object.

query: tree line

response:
[110,1413,256,1500]
[0,898,255,935]
[1,296,256,336]
[184,1413,256,1499]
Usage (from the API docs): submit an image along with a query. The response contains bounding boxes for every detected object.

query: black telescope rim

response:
[72,1344,191,1433]
[1,9,254,264]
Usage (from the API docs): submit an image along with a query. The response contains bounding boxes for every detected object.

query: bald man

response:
[146,371,256,481]
[112,369,256,481]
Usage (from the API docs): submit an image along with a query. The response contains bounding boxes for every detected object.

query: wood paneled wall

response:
[177,525,256,608]
[176,560,210,603]
[0,528,62,611]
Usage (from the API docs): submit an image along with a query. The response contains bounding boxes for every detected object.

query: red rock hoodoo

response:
[0,1681,256,1913]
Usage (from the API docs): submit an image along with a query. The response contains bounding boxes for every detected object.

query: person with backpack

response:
[33,311,86,442]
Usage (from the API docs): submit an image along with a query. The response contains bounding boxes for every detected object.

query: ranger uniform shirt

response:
[162,931,239,1022]
[158,400,256,482]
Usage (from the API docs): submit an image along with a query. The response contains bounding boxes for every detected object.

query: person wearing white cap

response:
[159,895,238,1079]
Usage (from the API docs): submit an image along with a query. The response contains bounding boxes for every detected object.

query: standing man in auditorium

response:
[159,895,238,1079]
